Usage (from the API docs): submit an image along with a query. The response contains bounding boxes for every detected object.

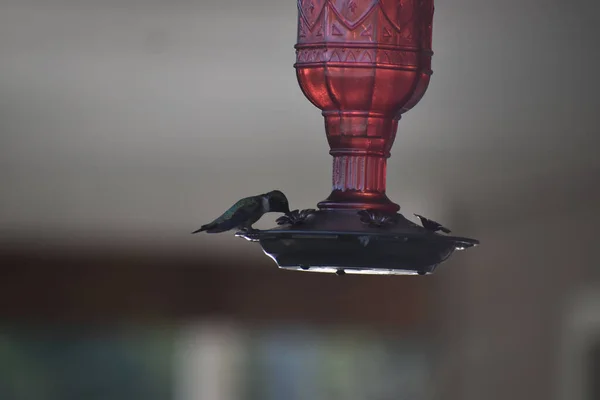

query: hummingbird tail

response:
[192,224,212,234]
[440,227,451,234]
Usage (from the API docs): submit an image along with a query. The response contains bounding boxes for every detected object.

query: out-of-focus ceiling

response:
[0,0,598,255]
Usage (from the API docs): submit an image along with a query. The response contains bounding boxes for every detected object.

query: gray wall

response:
[1,0,598,251]
[433,204,598,400]
[1,1,599,399]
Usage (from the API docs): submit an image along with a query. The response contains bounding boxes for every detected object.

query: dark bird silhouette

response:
[193,190,290,234]
[414,213,451,234]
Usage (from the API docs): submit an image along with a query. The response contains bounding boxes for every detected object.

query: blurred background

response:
[1,0,599,399]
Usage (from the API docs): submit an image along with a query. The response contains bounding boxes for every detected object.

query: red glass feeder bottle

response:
[237,0,478,275]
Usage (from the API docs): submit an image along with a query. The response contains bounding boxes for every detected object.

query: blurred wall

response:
[0,0,598,252]
[432,203,600,400]
[1,1,599,400]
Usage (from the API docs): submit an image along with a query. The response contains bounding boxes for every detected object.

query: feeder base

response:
[236,210,478,276]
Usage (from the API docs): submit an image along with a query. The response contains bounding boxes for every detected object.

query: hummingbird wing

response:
[194,196,262,233]
[439,226,452,234]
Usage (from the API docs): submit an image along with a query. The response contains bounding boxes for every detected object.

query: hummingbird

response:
[414,213,452,234]
[192,190,291,234]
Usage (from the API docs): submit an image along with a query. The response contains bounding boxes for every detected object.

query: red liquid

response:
[295,0,434,213]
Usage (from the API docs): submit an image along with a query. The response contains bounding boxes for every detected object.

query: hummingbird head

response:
[264,190,290,214]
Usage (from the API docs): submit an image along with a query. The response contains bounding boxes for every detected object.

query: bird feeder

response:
[236,0,479,275]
